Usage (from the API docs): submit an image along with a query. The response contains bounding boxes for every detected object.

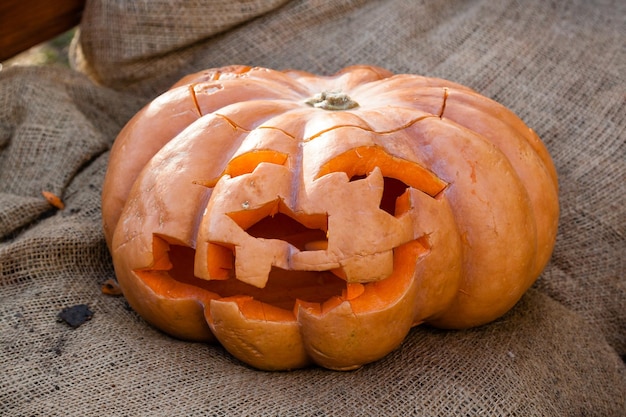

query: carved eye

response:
[318,145,447,217]
[317,146,446,196]
[348,174,409,216]
[224,150,289,178]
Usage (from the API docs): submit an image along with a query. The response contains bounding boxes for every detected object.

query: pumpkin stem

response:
[305,92,359,110]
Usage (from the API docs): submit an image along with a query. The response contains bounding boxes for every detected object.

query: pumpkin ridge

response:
[432,96,558,278]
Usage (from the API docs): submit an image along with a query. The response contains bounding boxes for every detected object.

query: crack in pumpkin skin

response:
[105,65,559,371]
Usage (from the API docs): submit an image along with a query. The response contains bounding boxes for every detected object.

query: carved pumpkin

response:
[102,65,559,370]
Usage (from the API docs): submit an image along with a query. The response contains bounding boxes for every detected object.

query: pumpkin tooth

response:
[338,250,394,283]
[329,266,347,280]
[303,239,328,251]
[343,282,365,300]
[296,297,414,370]
[207,297,310,371]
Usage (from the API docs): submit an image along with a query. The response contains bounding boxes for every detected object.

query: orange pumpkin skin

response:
[102,65,559,370]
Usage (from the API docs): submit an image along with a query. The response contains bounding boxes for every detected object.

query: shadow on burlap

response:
[1,1,624,415]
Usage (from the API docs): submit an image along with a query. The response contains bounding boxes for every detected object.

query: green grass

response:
[3,28,76,68]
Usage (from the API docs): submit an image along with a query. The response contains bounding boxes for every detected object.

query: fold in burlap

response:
[1,0,625,415]
[71,0,291,93]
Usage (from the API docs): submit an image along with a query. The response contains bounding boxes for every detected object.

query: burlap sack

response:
[69,0,626,360]
[2,0,624,415]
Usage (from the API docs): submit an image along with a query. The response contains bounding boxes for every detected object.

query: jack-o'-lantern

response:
[102,65,559,370]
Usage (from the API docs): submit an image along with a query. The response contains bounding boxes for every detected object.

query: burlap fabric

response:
[1,0,624,415]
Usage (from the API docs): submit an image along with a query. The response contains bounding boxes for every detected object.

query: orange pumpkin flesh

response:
[103,65,559,370]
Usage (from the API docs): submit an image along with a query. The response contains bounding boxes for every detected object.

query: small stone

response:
[57,304,94,328]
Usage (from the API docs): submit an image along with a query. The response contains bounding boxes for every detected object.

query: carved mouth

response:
[136,236,431,320]
[141,242,348,311]
[134,175,421,314]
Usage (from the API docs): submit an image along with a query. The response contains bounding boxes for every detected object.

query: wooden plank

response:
[0,0,86,62]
